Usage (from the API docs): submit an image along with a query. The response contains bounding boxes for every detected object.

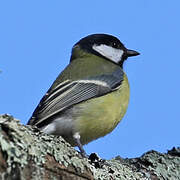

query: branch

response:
[0,114,179,179]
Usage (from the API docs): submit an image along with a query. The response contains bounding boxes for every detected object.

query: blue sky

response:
[0,1,180,159]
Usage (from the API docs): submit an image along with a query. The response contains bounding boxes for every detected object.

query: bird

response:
[27,34,140,157]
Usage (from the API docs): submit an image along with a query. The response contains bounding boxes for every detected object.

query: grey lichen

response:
[90,158,147,180]
[0,115,29,167]
[0,114,147,179]
[139,150,180,179]
[115,150,180,180]
[0,114,179,180]
[0,114,91,176]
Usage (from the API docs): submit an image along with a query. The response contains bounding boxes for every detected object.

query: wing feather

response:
[28,68,124,126]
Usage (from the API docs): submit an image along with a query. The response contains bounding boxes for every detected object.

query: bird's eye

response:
[112,42,118,48]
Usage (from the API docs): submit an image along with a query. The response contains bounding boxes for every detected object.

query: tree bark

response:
[0,114,179,180]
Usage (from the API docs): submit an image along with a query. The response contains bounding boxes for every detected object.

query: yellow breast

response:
[73,73,130,145]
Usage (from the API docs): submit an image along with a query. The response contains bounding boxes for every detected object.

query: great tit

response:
[27,34,140,157]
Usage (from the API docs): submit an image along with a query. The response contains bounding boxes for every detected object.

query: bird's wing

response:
[28,68,124,126]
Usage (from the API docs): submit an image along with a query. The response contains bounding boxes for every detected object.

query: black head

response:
[71,34,140,67]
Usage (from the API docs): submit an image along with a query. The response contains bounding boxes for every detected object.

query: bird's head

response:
[71,34,140,67]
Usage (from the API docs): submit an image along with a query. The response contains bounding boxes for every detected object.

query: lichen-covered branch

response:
[0,114,179,180]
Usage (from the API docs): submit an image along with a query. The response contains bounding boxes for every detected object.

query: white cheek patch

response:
[92,44,124,63]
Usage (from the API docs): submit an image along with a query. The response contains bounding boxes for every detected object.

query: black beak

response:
[126,49,140,57]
